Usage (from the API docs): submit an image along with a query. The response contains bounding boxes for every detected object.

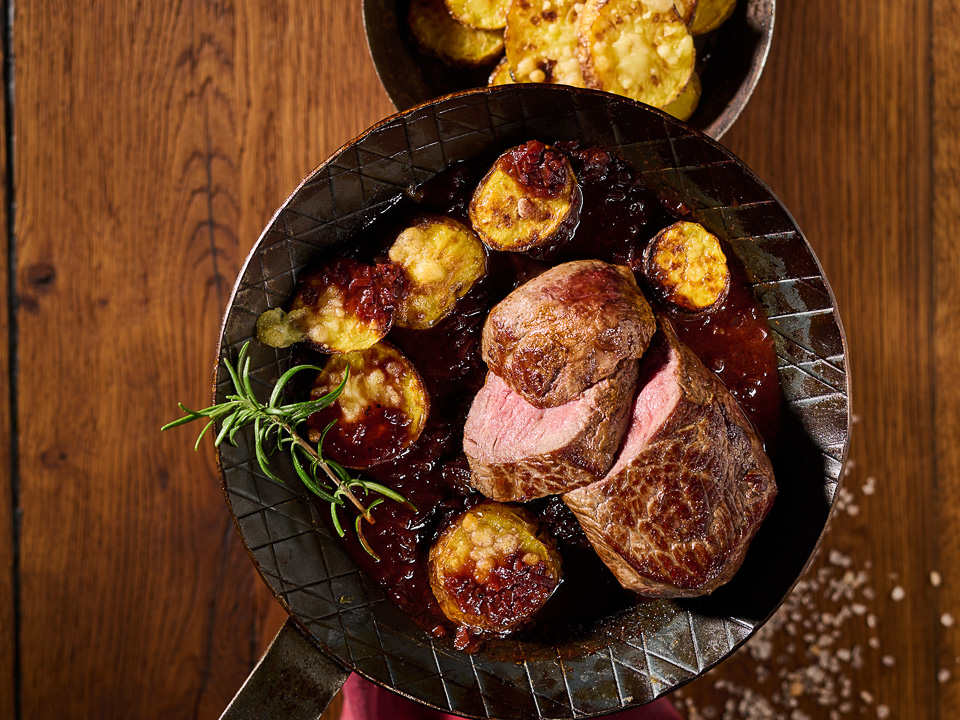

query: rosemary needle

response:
[162,341,414,559]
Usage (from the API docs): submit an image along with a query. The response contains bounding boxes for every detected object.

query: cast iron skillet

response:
[362,0,775,140]
[215,85,849,720]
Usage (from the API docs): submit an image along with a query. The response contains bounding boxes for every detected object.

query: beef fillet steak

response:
[464,359,639,502]
[482,260,656,408]
[563,320,777,597]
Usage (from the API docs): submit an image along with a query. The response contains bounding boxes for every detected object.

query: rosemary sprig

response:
[162,341,414,559]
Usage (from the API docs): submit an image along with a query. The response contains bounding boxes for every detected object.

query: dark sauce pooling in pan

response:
[305,142,782,643]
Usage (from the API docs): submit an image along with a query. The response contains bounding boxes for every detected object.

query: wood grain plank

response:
[677,1,938,717]
[0,22,15,719]
[933,0,960,716]
[15,1,386,718]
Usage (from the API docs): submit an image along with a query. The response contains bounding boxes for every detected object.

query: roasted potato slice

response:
[504,0,586,86]
[257,258,405,353]
[662,71,701,121]
[445,0,511,30]
[675,0,736,35]
[410,0,505,67]
[306,343,429,468]
[429,502,562,637]
[578,0,695,108]
[387,215,487,330]
[469,140,580,252]
[643,221,729,312]
[488,56,514,85]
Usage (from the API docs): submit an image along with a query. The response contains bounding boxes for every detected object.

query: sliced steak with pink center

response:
[482,260,655,408]
[464,359,639,502]
[563,320,777,597]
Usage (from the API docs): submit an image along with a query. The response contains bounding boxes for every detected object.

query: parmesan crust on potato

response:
[410,0,505,67]
[578,0,695,108]
[388,215,487,329]
[504,0,586,87]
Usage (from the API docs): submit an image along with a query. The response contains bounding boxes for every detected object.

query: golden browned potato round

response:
[429,502,562,635]
[409,0,505,67]
[488,56,514,85]
[678,0,736,35]
[577,0,695,108]
[643,221,730,312]
[265,258,405,354]
[469,140,580,252]
[504,0,586,87]
[306,343,429,468]
[445,0,511,30]
[662,71,701,121]
[387,215,487,329]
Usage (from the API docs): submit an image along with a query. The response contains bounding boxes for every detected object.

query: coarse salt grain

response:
[876,705,890,719]
[931,570,943,587]
[942,612,955,627]
[939,668,952,684]
[890,586,905,601]
[881,655,896,667]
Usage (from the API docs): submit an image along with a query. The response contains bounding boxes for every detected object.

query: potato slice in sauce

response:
[410,0,505,67]
[272,258,404,354]
[307,343,429,468]
[643,221,729,312]
[388,215,487,330]
[469,140,580,252]
[429,502,561,644]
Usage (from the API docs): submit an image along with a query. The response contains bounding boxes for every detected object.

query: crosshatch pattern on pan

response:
[215,86,849,719]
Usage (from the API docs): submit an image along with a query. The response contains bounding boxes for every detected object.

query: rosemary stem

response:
[280,420,374,523]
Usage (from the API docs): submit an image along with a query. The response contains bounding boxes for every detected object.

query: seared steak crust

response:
[482,260,655,408]
[464,359,639,502]
[563,321,776,597]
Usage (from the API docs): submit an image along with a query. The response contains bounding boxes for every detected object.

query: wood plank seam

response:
[2,0,17,717]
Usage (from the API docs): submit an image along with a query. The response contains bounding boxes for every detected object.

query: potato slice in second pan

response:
[409,0,505,67]
[388,215,487,330]
[578,0,695,108]
[469,140,580,252]
[306,343,430,468]
[504,0,586,86]
[445,0,511,30]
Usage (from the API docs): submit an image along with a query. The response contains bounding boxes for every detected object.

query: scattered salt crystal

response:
[939,668,952,684]
[890,586,905,602]
[860,690,874,704]
[867,614,878,629]
[836,648,852,662]
[942,613,955,627]
[869,637,881,649]
[931,571,943,587]
[876,705,890,719]
[846,504,860,516]
[862,476,876,495]
[852,603,867,615]
[881,655,896,667]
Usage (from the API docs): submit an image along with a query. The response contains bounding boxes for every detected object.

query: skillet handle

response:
[220,617,351,720]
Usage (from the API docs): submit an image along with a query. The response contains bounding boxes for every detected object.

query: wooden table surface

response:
[2,2,958,719]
